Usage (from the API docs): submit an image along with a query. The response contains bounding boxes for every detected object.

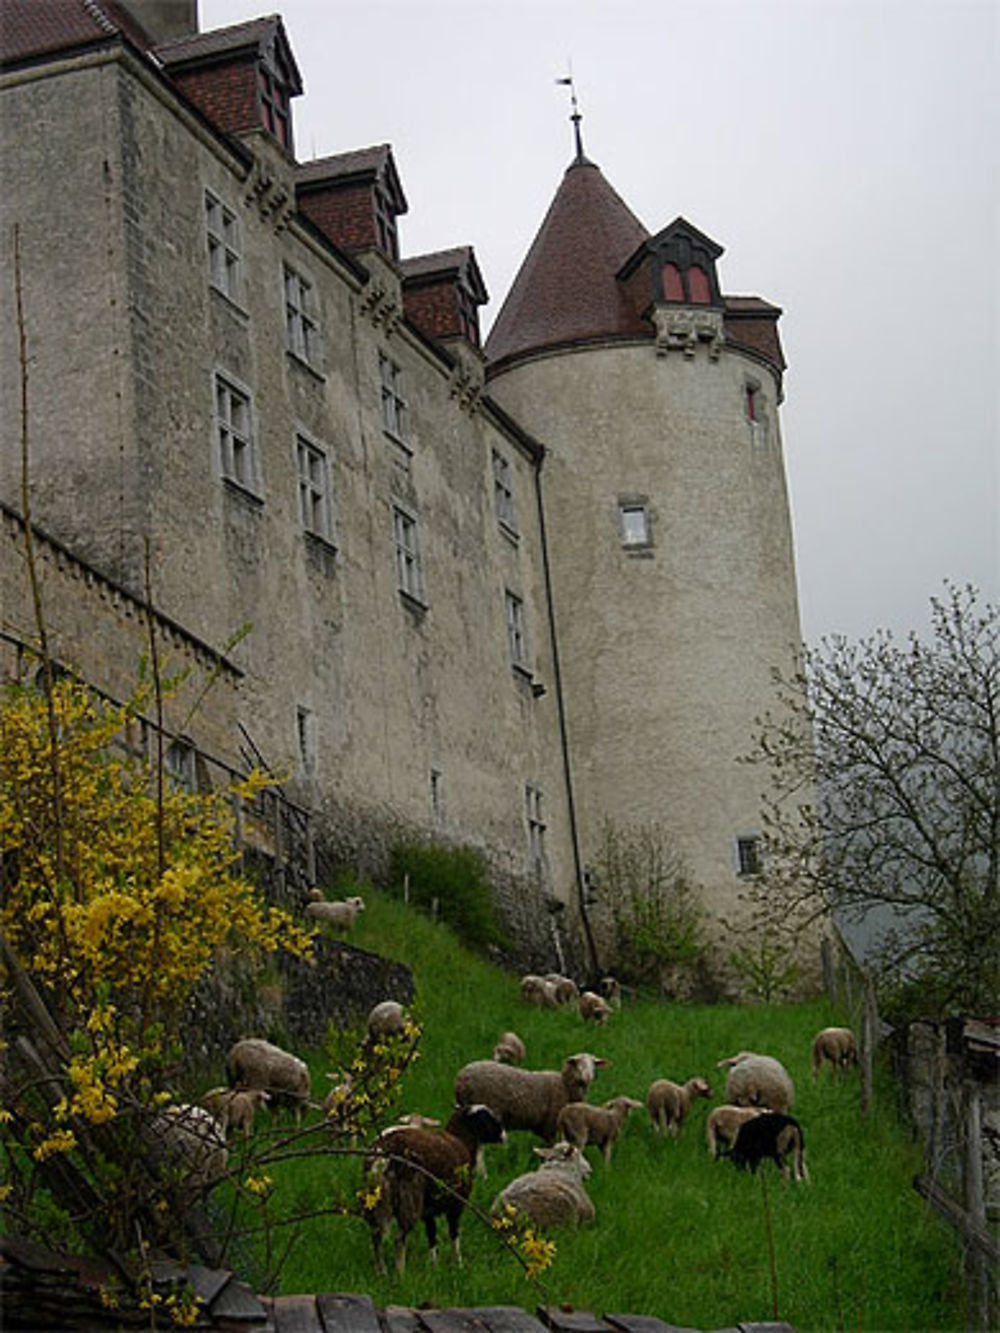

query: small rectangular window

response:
[430,767,444,827]
[285,264,319,365]
[215,375,258,493]
[296,435,333,542]
[393,504,423,601]
[165,738,196,793]
[505,590,527,668]
[620,503,650,547]
[380,353,408,443]
[259,66,291,149]
[493,450,517,531]
[297,706,316,775]
[205,191,242,302]
[737,835,762,877]
[745,383,768,447]
[526,782,546,868]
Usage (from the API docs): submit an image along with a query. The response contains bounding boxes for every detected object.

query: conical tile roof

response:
[486,158,650,367]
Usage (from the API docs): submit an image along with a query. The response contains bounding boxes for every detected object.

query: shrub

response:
[387,841,506,951]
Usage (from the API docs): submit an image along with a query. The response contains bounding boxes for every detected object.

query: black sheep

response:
[365,1103,505,1274]
[729,1110,809,1183]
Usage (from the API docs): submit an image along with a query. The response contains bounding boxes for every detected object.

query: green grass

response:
[222,890,968,1330]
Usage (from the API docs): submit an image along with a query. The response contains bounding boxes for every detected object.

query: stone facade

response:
[0,5,818,983]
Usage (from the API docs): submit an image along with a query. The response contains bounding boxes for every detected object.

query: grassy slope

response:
[261,891,965,1330]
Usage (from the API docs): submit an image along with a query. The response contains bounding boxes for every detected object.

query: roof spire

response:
[556,71,587,163]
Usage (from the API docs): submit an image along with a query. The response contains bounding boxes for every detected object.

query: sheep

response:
[454,1052,609,1147]
[364,1103,505,1275]
[225,1038,310,1114]
[304,893,365,933]
[491,1142,595,1229]
[728,1111,809,1183]
[811,1026,858,1080]
[366,999,407,1044]
[153,1104,228,1193]
[520,974,558,1008]
[717,1051,795,1113]
[646,1076,712,1137]
[545,974,580,1006]
[492,1031,527,1065]
[199,1085,270,1139]
[706,1104,765,1158]
[599,975,622,1009]
[556,1095,643,1163]
[578,990,612,1024]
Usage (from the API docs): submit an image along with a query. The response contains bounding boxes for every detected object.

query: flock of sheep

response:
[159,921,860,1279]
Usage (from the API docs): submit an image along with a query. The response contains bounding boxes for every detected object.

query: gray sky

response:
[203,0,999,645]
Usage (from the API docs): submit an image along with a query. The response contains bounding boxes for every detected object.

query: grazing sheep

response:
[199,1086,270,1139]
[226,1038,310,1114]
[491,1142,595,1228]
[493,1031,527,1066]
[578,990,612,1024]
[728,1111,809,1183]
[646,1076,712,1137]
[154,1104,228,1192]
[811,1027,858,1080]
[520,974,558,1008]
[557,1095,643,1163]
[365,1103,505,1275]
[545,974,580,1006]
[366,999,407,1044]
[454,1052,609,1146]
[718,1051,795,1113]
[599,975,622,1009]
[706,1104,764,1158]
[305,894,365,933]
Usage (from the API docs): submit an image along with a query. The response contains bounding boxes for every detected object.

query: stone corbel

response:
[359,280,401,333]
[653,306,725,361]
[245,164,294,231]
[448,364,483,414]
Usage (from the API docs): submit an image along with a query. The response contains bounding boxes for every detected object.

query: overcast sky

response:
[203,0,999,645]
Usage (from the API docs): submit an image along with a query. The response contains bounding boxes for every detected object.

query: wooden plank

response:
[914,1173,1000,1265]
[271,1293,322,1332]
[537,1309,610,1332]
[316,1292,382,1333]
[605,1315,701,1333]
[457,1308,550,1333]
[417,1311,491,1332]
[183,1262,233,1308]
[737,1324,800,1333]
[382,1307,424,1333]
[210,1276,271,1321]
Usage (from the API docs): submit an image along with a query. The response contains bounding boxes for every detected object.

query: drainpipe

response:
[533,450,600,978]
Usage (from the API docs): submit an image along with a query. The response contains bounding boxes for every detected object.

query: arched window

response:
[662,262,684,302]
[688,265,711,304]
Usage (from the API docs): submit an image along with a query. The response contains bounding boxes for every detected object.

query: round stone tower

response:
[485,148,807,966]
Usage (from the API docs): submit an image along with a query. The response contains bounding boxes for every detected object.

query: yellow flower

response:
[33,1128,77,1161]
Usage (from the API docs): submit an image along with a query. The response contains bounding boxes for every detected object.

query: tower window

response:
[259,65,291,149]
[393,504,423,602]
[525,782,546,868]
[493,450,517,532]
[379,353,408,443]
[619,501,651,548]
[688,265,711,304]
[297,706,316,775]
[736,835,762,877]
[505,590,528,668]
[662,262,684,302]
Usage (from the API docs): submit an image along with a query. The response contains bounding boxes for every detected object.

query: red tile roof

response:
[485,158,650,366]
[155,13,302,93]
[0,0,151,67]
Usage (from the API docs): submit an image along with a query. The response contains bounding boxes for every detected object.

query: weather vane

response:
[555,68,585,162]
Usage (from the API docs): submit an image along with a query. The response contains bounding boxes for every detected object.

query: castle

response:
[0,1,813,982]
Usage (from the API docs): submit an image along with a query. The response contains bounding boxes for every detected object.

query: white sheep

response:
[578,990,612,1024]
[154,1104,228,1192]
[706,1104,765,1158]
[646,1076,712,1137]
[491,1142,595,1228]
[556,1095,643,1163]
[492,1031,526,1065]
[199,1085,270,1139]
[545,974,580,1005]
[520,974,558,1008]
[599,975,622,1009]
[454,1052,609,1146]
[305,894,365,932]
[226,1038,310,1114]
[717,1051,795,1113]
[810,1027,858,1080]
[366,999,408,1044]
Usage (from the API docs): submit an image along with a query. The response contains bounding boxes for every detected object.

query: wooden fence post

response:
[861,978,877,1117]
[821,937,835,1005]
[963,1083,989,1330]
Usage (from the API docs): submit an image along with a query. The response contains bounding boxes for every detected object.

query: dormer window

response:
[688,266,711,304]
[374,185,399,261]
[259,66,290,149]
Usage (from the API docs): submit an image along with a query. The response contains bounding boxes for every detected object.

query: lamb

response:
[366,999,407,1044]
[364,1103,505,1275]
[646,1076,712,1137]
[520,974,558,1008]
[556,1095,643,1163]
[153,1104,228,1193]
[578,990,612,1024]
[706,1104,765,1158]
[599,975,622,1009]
[811,1026,858,1080]
[304,893,365,933]
[454,1052,609,1146]
[728,1111,809,1183]
[545,974,579,1006]
[717,1051,795,1113]
[225,1038,310,1114]
[199,1086,270,1139]
[492,1031,527,1065]
[491,1142,595,1229]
